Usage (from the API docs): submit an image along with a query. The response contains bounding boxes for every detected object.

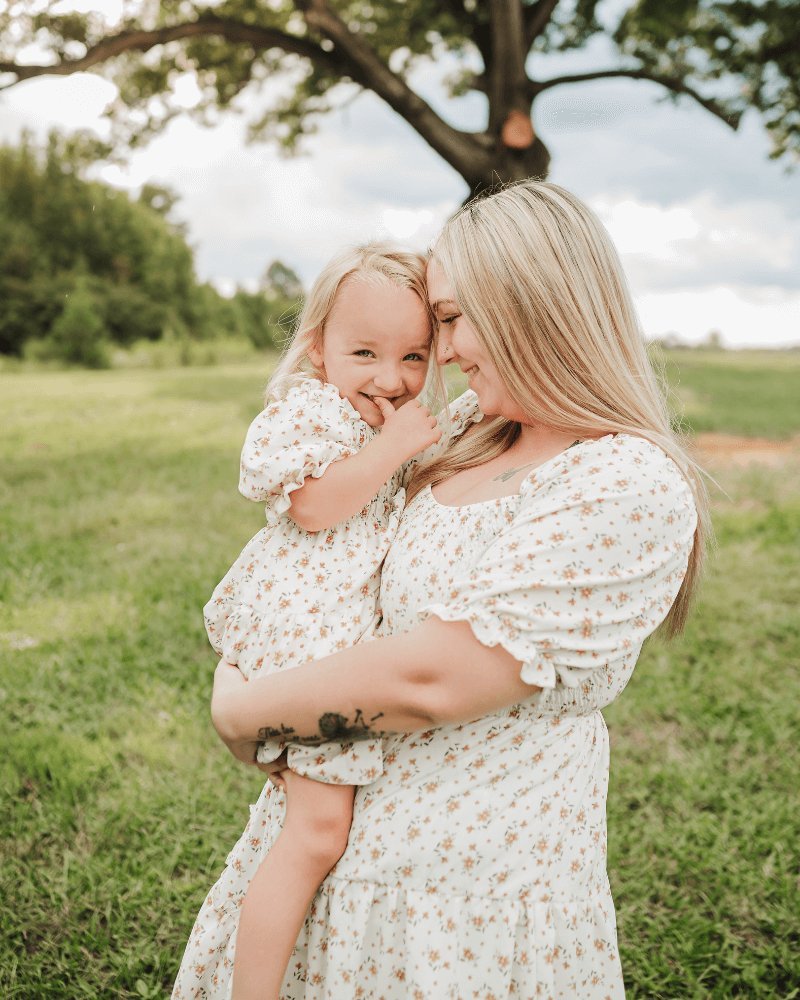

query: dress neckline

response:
[425,483,518,511]
[427,434,617,510]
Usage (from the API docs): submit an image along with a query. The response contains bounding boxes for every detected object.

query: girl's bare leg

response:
[232,772,355,1000]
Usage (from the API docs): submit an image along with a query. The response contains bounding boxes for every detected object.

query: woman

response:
[204,181,707,999]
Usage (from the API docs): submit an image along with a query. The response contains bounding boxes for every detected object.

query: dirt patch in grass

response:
[691,432,800,468]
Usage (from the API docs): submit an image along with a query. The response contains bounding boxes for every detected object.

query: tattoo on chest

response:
[257,708,386,746]
[492,462,536,483]
[492,442,582,483]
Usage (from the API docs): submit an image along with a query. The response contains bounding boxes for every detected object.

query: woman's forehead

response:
[426,258,455,305]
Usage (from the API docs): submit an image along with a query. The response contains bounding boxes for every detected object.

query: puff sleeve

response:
[239,379,369,516]
[423,435,698,689]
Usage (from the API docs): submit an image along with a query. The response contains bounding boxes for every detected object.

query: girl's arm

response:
[288,398,440,531]
[212,616,533,764]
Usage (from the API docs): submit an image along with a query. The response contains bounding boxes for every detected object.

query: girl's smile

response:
[308,278,432,426]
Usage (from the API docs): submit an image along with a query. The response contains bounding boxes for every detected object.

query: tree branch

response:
[295,0,492,184]
[524,0,560,50]
[531,67,743,129]
[0,14,347,88]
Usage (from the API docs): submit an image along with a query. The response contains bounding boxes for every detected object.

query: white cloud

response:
[637,286,800,348]
[594,198,701,259]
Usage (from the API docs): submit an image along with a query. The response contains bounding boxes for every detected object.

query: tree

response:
[45,276,111,368]
[262,260,304,302]
[0,132,307,359]
[0,2,797,196]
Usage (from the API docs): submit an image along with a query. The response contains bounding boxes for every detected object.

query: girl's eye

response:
[354,349,375,358]
[403,353,426,362]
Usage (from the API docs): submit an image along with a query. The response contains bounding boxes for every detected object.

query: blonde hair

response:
[267,242,441,405]
[411,180,709,636]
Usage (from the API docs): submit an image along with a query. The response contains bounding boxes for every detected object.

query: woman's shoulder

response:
[520,432,696,513]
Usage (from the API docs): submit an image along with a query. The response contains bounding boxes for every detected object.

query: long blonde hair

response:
[267,242,441,404]
[411,180,709,636]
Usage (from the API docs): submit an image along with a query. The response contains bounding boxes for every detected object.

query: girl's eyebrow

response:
[349,338,431,351]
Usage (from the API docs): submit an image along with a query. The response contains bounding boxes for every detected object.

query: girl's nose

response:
[373,363,403,392]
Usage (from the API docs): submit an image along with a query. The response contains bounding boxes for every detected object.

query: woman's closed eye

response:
[437,314,460,326]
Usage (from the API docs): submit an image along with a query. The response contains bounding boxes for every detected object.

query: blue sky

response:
[2,2,798,348]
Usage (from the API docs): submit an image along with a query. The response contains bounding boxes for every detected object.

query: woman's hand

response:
[211,660,261,766]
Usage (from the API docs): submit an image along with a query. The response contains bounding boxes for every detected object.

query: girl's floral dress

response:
[202,375,407,778]
[174,390,697,1000]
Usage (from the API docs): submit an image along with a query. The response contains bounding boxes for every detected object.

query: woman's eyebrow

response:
[430,299,458,311]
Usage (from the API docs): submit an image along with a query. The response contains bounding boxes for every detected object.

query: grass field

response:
[1,350,799,998]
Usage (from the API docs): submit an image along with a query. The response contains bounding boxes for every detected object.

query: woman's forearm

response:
[212,617,534,750]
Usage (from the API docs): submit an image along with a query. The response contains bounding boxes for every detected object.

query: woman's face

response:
[427,258,526,422]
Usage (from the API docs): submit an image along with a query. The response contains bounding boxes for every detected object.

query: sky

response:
[2,2,799,349]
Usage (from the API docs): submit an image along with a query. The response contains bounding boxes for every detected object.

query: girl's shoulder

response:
[262,376,364,428]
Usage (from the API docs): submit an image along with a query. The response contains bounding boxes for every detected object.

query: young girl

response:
[173,244,441,1000]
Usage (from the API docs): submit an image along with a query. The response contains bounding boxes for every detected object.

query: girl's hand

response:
[211,660,261,765]
[374,396,441,462]
[259,752,289,790]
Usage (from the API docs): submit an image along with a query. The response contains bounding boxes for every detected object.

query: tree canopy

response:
[0,133,302,362]
[1,1,798,192]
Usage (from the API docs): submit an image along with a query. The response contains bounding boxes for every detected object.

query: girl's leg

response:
[232,772,355,1000]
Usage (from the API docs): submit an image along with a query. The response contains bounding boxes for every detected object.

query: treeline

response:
[0,132,302,366]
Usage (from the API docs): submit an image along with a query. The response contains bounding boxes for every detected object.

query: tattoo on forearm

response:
[257,709,386,746]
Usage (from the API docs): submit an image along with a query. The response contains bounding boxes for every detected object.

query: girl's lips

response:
[361,392,402,405]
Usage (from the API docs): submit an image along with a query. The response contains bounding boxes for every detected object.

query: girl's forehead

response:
[326,279,432,343]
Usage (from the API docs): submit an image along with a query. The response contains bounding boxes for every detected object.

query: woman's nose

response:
[436,329,455,365]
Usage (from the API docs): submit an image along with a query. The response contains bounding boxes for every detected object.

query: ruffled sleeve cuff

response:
[423,602,566,689]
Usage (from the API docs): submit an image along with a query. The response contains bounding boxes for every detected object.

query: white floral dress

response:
[175,391,697,1000]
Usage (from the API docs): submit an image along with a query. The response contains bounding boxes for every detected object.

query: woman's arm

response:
[288,398,440,532]
[212,616,533,764]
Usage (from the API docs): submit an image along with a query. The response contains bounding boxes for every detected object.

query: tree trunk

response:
[462,134,551,200]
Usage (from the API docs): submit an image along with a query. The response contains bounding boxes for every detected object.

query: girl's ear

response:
[306,330,324,370]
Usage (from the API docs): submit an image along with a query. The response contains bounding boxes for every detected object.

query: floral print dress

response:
[175,390,697,1000]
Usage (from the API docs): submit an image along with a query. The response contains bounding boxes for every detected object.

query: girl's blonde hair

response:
[411,180,709,637]
[267,242,440,404]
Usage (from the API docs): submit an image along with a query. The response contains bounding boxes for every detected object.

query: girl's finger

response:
[372,396,394,419]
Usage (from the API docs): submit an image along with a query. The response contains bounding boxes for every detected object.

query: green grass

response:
[2,357,799,997]
[656,348,800,439]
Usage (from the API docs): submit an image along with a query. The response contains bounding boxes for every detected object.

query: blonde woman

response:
[208,181,707,999]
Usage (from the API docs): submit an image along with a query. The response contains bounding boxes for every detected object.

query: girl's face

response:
[308,277,432,427]
[428,259,525,422]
